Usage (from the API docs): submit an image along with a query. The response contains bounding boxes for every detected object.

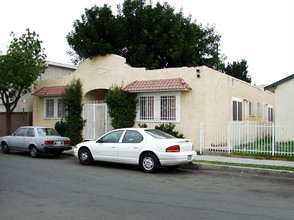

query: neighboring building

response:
[32,54,274,150]
[0,61,77,136]
[265,74,294,125]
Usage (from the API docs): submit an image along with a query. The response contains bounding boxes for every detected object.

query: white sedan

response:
[74,128,196,173]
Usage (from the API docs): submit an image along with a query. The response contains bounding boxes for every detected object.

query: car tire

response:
[1,142,10,154]
[78,148,93,165]
[29,146,39,158]
[140,153,159,173]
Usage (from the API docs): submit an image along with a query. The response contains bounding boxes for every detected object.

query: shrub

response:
[138,123,147,128]
[54,118,66,136]
[62,78,85,145]
[155,123,184,138]
[105,85,137,129]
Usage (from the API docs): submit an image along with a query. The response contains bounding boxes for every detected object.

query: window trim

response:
[268,105,274,122]
[232,97,242,121]
[137,92,181,123]
[44,97,67,119]
[249,101,255,116]
[258,103,264,117]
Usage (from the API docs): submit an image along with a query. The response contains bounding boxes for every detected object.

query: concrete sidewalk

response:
[195,155,294,167]
[190,155,294,177]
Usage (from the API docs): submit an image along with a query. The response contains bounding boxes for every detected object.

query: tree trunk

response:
[6,111,12,135]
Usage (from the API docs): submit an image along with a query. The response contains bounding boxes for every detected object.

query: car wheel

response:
[140,153,159,173]
[30,146,39,158]
[78,148,93,165]
[1,142,10,154]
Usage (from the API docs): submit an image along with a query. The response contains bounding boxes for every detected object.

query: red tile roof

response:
[33,86,67,96]
[123,78,192,92]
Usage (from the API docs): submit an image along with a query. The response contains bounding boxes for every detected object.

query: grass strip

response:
[231,152,294,161]
[194,160,294,172]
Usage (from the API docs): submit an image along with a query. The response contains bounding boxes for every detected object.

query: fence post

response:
[227,123,231,153]
[200,123,204,155]
[272,123,275,156]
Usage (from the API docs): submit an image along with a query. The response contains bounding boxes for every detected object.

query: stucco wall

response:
[275,78,294,124]
[32,54,274,150]
[39,63,77,80]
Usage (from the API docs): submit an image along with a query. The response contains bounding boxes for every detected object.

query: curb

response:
[181,162,294,177]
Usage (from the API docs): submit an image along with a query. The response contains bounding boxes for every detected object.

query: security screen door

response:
[83,103,112,140]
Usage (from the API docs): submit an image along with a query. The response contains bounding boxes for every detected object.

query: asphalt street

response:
[1,152,294,220]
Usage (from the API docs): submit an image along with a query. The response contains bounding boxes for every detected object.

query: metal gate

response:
[200,123,294,156]
[83,103,112,140]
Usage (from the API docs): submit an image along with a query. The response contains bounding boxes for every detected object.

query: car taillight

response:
[166,145,180,152]
[64,140,70,145]
[45,141,54,145]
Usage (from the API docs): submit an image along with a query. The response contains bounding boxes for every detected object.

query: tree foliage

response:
[0,29,47,134]
[62,78,85,145]
[224,59,251,83]
[67,0,225,70]
[105,85,137,129]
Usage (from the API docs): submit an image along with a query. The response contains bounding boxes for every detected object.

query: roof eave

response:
[126,88,192,93]
[33,94,63,97]
[264,74,294,92]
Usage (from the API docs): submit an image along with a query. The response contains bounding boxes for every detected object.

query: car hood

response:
[77,140,96,147]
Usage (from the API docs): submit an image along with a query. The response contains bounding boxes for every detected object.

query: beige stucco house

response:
[265,74,294,125]
[32,54,274,151]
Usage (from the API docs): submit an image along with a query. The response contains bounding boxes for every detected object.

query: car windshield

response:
[145,129,175,139]
[37,128,60,136]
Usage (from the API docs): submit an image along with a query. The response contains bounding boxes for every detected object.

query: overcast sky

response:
[1,0,293,85]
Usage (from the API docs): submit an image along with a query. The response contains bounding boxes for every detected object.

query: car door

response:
[117,130,144,164]
[24,128,36,151]
[10,128,27,150]
[91,130,124,162]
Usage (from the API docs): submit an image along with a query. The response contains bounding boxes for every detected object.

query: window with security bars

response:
[58,99,67,118]
[137,93,180,122]
[45,98,67,119]
[160,96,176,121]
[139,96,154,120]
[46,99,54,118]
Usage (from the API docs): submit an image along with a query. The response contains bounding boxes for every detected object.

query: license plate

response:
[54,141,63,146]
[187,155,192,161]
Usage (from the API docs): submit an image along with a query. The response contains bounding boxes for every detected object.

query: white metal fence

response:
[200,123,294,156]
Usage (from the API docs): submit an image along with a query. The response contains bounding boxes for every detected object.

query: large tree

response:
[67,0,225,70]
[0,29,47,135]
[224,59,251,83]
